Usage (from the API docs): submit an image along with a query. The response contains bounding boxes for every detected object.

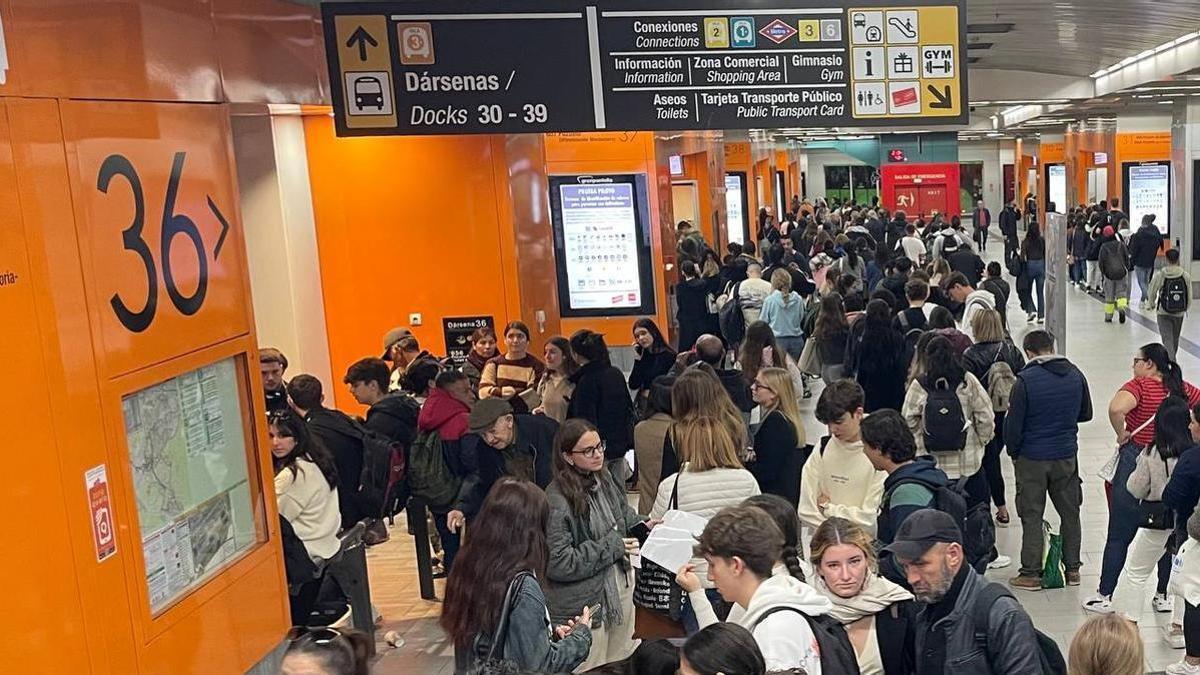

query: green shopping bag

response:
[1041,521,1066,589]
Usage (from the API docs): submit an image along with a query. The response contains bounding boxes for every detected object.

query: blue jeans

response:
[776,335,805,363]
[1026,259,1046,318]
[1070,258,1086,284]
[1135,266,1153,304]
[1098,443,1171,596]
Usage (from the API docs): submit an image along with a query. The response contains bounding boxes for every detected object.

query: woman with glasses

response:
[282,627,371,675]
[480,321,545,414]
[269,411,342,625]
[546,419,656,670]
[443,478,593,672]
[1087,344,1200,618]
[748,367,806,507]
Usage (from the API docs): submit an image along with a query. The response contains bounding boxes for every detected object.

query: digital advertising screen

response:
[549,174,655,318]
[1124,162,1171,235]
[1045,163,1066,214]
[725,172,749,246]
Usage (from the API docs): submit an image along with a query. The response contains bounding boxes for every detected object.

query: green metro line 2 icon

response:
[731,17,756,48]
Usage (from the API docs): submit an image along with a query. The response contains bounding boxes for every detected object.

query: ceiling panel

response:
[966,0,1200,76]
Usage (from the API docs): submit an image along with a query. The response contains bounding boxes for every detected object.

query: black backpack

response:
[1160,275,1190,314]
[751,607,861,675]
[972,582,1067,675]
[921,378,968,454]
[718,281,746,345]
[881,475,996,573]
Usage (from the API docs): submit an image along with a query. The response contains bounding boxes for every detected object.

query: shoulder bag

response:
[474,571,533,669]
[1137,452,1176,531]
[1097,414,1155,483]
[632,469,685,619]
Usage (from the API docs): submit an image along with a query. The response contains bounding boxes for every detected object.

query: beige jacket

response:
[901,372,995,479]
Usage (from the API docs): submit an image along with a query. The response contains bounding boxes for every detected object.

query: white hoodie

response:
[690,569,833,674]
[958,288,996,342]
[797,435,886,532]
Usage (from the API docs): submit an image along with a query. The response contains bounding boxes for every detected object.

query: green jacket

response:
[1148,265,1193,316]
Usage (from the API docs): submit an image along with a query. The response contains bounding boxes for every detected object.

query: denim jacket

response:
[455,574,591,674]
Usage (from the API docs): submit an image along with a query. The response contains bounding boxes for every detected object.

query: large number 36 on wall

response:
[96,152,231,334]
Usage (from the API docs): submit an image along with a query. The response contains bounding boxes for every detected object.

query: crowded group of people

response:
[266,192,1199,675]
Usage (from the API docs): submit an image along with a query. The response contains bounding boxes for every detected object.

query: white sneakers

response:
[1156,593,1177,613]
[1164,623,1186,650]
[1167,659,1200,674]
[1082,594,1113,614]
[987,554,1012,570]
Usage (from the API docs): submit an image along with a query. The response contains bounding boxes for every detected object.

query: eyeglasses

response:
[1133,357,1148,365]
[751,381,775,394]
[570,441,606,457]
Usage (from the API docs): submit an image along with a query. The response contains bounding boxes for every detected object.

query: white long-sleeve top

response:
[276,457,341,561]
[650,467,760,587]
[797,435,886,532]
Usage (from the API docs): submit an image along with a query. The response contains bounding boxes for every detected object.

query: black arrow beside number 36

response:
[97,151,232,334]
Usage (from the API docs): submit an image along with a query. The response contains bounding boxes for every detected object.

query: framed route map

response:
[121,357,259,615]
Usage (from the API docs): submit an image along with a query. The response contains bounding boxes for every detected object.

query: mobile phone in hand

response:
[627,521,651,545]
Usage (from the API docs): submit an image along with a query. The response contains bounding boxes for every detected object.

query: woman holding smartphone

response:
[545,418,657,670]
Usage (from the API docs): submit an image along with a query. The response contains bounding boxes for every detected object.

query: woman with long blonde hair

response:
[748,367,806,507]
[657,366,750,481]
[809,517,916,674]
[650,416,760,634]
[1067,613,1144,675]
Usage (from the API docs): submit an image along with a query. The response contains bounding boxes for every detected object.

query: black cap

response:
[882,509,962,560]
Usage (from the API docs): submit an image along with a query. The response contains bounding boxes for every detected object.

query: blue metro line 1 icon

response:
[731,17,756,48]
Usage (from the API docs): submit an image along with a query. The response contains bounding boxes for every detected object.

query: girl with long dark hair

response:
[738,321,805,403]
[442,478,592,672]
[1112,397,1195,622]
[534,336,578,423]
[845,299,907,412]
[679,623,766,675]
[462,327,497,392]
[269,410,341,625]
[545,419,652,669]
[812,293,850,384]
[1021,221,1047,321]
[629,317,677,418]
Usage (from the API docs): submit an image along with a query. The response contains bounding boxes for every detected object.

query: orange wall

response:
[303,117,517,410]
[6,95,286,674]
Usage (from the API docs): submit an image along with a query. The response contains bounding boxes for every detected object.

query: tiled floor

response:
[363,235,1200,673]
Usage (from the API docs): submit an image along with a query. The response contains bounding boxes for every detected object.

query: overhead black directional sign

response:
[322,0,968,137]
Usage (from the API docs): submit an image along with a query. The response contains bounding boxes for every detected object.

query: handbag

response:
[797,337,821,377]
[1098,415,1155,482]
[474,571,532,669]
[632,470,686,620]
[1137,454,1176,531]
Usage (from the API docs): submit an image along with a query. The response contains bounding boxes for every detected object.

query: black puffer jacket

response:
[1129,223,1164,269]
[567,360,635,460]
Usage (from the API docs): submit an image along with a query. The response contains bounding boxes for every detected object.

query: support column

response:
[1171,99,1200,287]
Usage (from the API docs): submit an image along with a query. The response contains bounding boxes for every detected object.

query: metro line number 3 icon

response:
[96,152,232,334]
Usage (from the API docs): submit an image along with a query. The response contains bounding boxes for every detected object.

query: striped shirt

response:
[1121,376,1200,447]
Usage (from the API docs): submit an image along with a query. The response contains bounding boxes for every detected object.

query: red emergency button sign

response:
[86,464,117,562]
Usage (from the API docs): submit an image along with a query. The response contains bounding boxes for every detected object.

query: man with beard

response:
[886,510,1045,674]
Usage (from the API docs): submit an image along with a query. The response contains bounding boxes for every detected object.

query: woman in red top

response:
[1109,343,1200,448]
[1084,343,1200,617]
